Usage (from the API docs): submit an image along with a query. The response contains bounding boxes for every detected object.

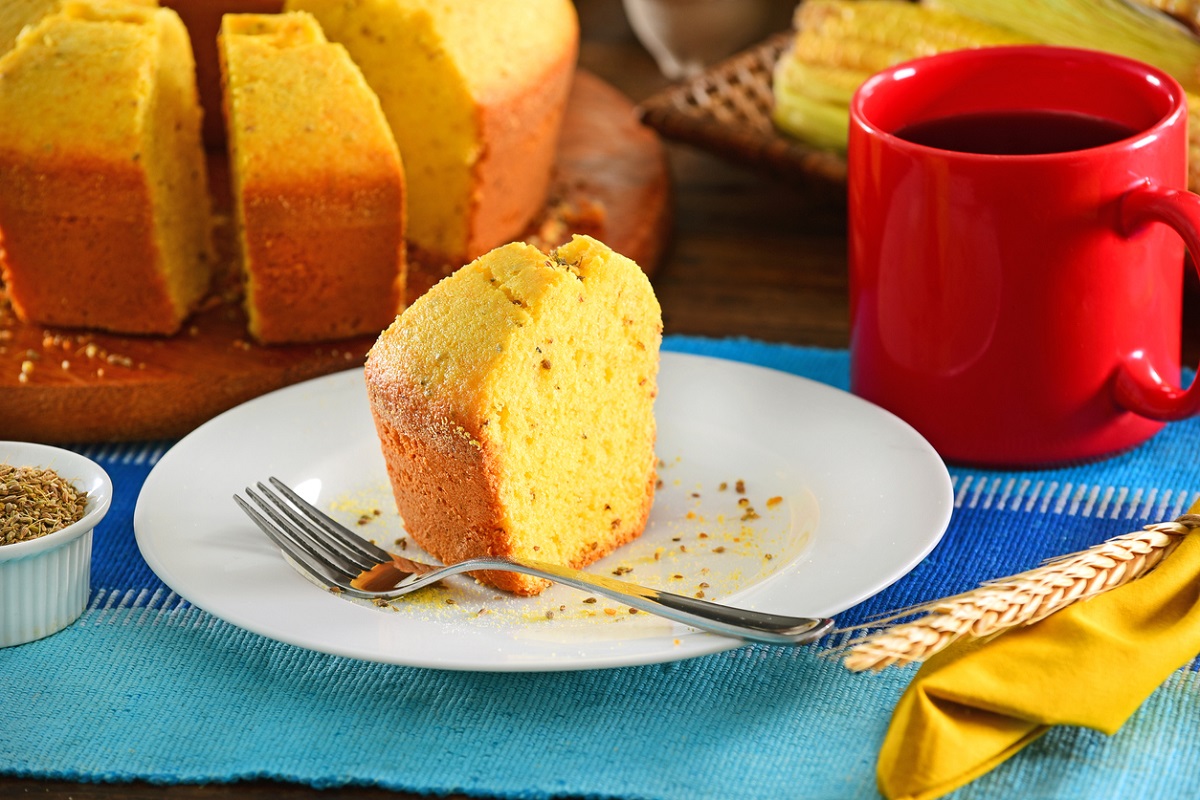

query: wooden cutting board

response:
[0,71,671,443]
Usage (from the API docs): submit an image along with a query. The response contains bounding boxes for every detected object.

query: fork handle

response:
[459,556,835,646]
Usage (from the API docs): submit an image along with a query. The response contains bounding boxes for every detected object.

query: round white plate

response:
[134,352,953,672]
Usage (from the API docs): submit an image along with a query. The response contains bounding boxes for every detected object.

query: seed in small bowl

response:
[1,463,90,546]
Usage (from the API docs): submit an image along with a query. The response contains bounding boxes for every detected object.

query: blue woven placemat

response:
[5,335,1200,799]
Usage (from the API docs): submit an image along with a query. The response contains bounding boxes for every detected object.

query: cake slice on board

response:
[0,0,214,335]
[218,10,407,344]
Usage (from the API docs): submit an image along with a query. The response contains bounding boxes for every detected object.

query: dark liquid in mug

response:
[893,109,1138,155]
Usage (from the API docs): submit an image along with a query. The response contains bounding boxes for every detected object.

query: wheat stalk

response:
[838,513,1200,672]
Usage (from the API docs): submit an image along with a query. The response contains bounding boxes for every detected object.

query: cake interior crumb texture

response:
[366,236,663,595]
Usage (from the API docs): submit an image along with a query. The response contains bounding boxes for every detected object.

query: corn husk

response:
[772,0,1030,149]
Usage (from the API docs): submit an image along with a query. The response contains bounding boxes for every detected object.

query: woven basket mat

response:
[636,32,847,187]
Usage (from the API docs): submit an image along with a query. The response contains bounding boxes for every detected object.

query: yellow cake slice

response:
[285,0,578,274]
[364,235,663,595]
[219,11,407,344]
[0,0,214,335]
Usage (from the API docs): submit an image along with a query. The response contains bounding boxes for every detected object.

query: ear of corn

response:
[768,63,854,149]
[772,0,1029,149]
[794,0,1030,61]
[778,60,870,107]
[771,0,1200,193]
[926,0,1200,92]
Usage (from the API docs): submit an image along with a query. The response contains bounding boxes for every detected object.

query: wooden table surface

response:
[5,2,1198,799]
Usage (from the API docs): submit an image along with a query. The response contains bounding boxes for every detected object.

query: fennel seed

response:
[0,464,88,545]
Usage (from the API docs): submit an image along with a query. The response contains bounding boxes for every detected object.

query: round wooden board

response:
[0,71,671,444]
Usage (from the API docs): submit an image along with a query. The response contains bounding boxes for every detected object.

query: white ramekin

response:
[1,441,113,648]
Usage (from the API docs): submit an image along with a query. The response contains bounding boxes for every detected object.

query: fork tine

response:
[233,493,359,592]
[266,476,393,564]
[245,484,375,574]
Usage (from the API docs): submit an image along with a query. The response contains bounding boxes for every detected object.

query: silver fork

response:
[233,477,834,646]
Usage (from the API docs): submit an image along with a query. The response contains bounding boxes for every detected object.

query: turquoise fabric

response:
[4,335,1199,799]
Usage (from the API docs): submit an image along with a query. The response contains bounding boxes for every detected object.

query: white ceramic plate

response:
[134,352,952,671]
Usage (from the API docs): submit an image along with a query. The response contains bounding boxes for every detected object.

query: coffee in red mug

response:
[848,45,1200,467]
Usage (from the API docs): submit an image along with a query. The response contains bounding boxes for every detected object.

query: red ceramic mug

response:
[848,45,1200,467]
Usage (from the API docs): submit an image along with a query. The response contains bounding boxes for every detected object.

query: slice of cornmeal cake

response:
[0,0,214,335]
[364,236,662,595]
[218,11,406,344]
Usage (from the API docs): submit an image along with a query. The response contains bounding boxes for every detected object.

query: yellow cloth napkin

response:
[878,505,1200,800]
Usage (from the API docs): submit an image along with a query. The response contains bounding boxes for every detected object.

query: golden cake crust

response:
[457,21,577,262]
[0,156,180,334]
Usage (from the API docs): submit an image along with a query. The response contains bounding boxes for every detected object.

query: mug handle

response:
[1114,180,1200,421]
